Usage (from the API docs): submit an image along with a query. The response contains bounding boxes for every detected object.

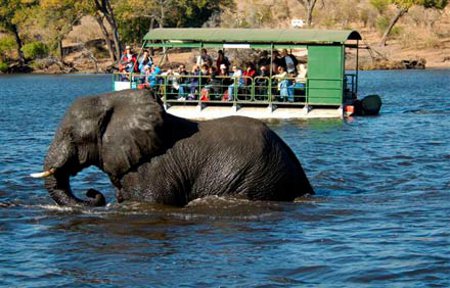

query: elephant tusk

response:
[30,168,55,179]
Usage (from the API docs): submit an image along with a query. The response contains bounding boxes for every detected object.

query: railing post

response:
[162,76,168,109]
[269,43,274,110]
[305,78,309,109]
[197,74,201,106]
[250,78,255,101]
[159,75,168,110]
[356,40,359,96]
[233,80,238,106]
[129,72,133,89]
[269,76,273,103]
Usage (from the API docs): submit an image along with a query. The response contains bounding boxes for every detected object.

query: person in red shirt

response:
[119,45,138,73]
[243,62,256,86]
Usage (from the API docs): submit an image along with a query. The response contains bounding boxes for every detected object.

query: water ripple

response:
[1,71,450,287]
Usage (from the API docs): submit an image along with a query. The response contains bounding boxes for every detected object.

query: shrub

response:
[376,16,402,36]
[21,42,49,60]
[370,0,389,14]
[29,59,47,70]
[398,28,419,48]
[422,35,441,49]
[376,16,390,34]
[0,36,16,61]
[0,61,8,73]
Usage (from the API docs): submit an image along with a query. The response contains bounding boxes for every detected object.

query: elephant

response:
[31,89,314,207]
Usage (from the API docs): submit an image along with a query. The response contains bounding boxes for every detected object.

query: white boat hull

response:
[114,81,133,91]
[165,104,343,120]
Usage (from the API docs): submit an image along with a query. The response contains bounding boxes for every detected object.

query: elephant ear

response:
[100,90,165,177]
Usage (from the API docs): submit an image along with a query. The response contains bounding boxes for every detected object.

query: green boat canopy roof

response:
[143,28,362,46]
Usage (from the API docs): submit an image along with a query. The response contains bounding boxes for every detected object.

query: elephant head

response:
[31,90,166,207]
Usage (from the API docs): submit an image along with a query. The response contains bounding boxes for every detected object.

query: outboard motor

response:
[354,94,382,116]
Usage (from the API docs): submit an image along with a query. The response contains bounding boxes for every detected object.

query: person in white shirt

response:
[227,65,244,101]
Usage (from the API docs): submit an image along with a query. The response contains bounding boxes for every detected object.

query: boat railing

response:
[112,71,363,109]
[141,74,308,107]
[114,72,370,109]
[344,73,357,101]
[112,72,142,90]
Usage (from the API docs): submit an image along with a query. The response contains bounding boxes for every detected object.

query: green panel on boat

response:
[307,46,344,105]
[306,89,342,105]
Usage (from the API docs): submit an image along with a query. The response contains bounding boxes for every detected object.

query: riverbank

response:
[1,28,449,74]
[357,29,450,70]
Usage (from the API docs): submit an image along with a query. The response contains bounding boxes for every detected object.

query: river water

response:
[0,70,449,287]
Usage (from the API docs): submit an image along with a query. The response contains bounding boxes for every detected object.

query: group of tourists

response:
[119,45,153,74]
[119,46,308,102]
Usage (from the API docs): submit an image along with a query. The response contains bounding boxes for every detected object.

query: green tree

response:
[114,0,233,44]
[38,0,83,60]
[0,0,39,63]
[21,41,49,59]
[118,0,233,29]
[175,0,233,27]
[115,0,177,36]
[38,0,123,61]
[379,0,448,46]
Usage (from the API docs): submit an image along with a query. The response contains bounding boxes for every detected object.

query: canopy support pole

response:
[356,40,359,96]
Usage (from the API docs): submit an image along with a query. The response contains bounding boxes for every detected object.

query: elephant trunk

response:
[38,135,106,207]
[43,171,106,207]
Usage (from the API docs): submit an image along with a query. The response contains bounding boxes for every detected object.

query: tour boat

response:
[113,28,381,119]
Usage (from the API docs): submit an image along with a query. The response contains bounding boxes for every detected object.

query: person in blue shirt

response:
[147,66,161,88]
[138,50,153,74]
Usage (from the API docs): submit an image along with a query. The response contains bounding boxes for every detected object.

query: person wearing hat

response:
[119,45,138,73]
[218,63,231,93]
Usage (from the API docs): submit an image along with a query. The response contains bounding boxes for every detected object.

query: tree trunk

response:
[159,0,168,65]
[94,15,116,61]
[149,17,155,32]
[159,0,165,28]
[12,24,25,64]
[93,0,122,61]
[57,39,63,61]
[149,18,155,56]
[297,0,318,27]
[306,1,313,27]
[379,7,408,47]
[104,0,122,61]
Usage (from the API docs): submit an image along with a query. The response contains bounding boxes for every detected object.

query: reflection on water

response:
[1,71,450,286]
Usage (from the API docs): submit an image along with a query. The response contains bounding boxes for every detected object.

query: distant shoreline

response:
[2,65,449,76]
[1,50,449,75]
